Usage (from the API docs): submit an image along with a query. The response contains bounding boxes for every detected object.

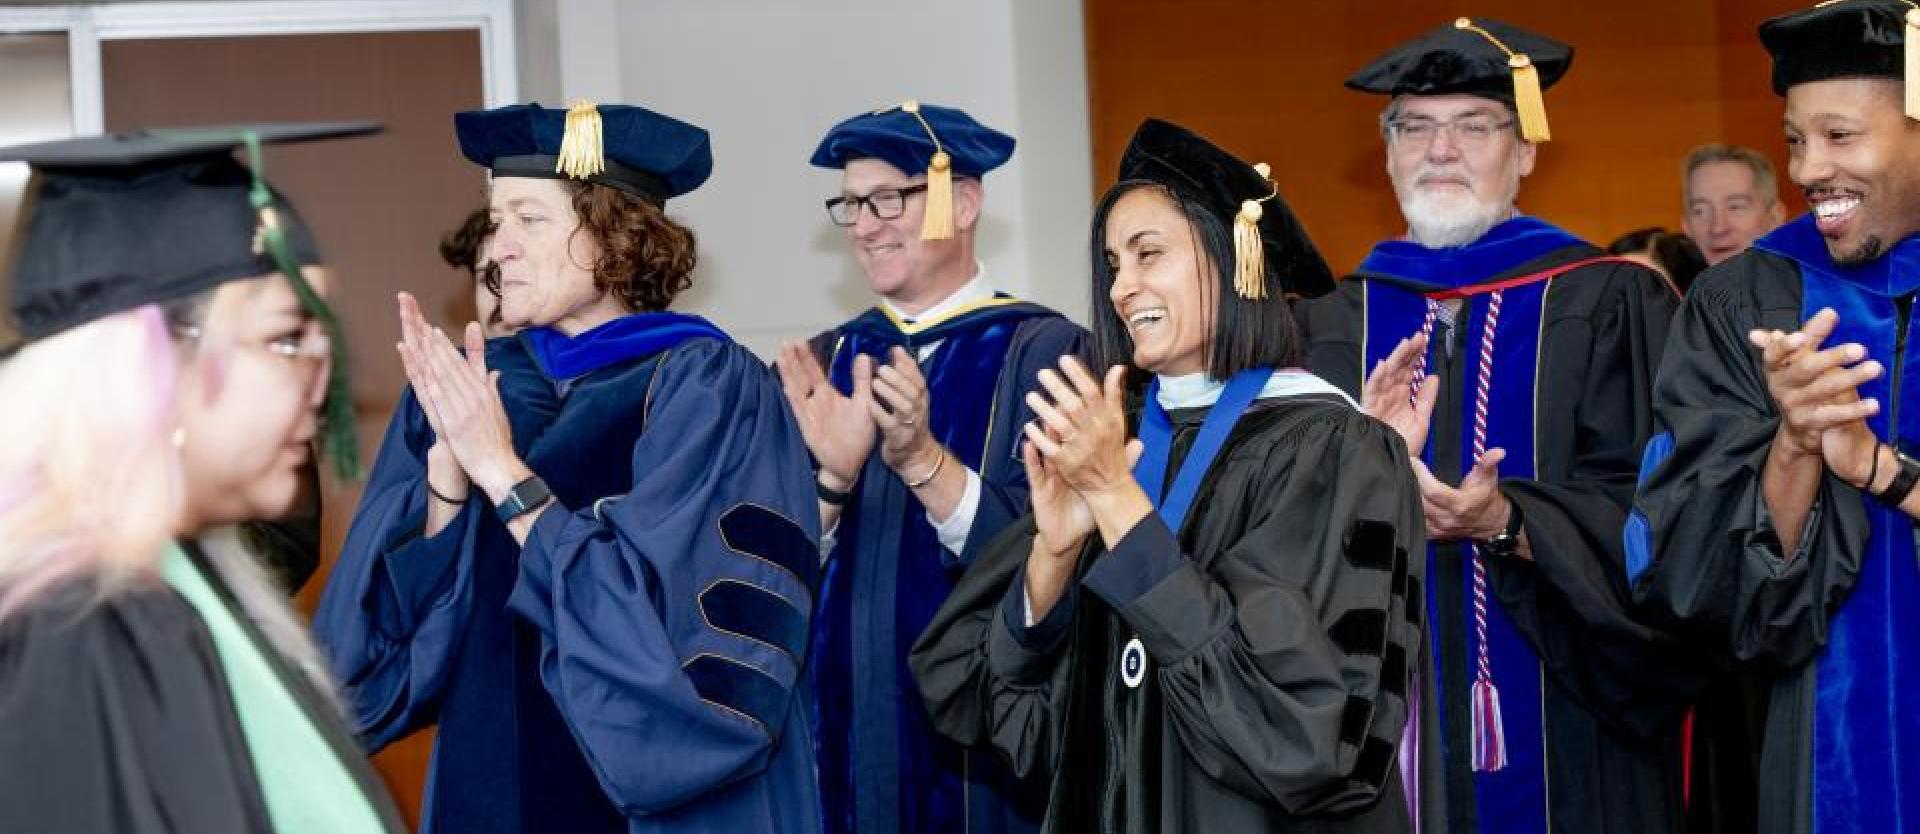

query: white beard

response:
[1400,187,1511,248]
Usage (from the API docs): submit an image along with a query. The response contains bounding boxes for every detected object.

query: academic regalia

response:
[1627,6,1920,833]
[0,123,402,834]
[805,102,1085,834]
[913,117,1425,834]
[314,102,822,834]
[1309,19,1701,831]
[1298,218,1697,834]
[1628,216,1920,834]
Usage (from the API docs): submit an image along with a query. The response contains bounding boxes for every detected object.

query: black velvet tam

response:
[1761,0,1912,94]
[0,122,377,340]
[1115,118,1335,298]
[1345,17,1573,101]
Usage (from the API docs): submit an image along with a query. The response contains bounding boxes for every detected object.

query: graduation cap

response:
[1346,17,1573,143]
[0,121,380,478]
[456,101,713,205]
[1761,0,1920,120]
[810,100,1016,241]
[1115,118,1334,300]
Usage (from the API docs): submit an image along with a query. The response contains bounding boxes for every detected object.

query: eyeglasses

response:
[1386,115,1516,149]
[824,183,929,227]
[174,324,332,365]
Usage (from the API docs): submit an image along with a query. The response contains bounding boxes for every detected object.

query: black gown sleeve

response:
[913,407,1426,816]
[1629,259,1868,672]
[0,588,273,834]
[1487,263,1706,738]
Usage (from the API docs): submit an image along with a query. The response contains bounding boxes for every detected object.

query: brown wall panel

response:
[103,29,488,826]
[1086,0,1806,273]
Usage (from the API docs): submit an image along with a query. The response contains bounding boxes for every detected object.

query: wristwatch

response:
[495,475,553,523]
[1477,498,1525,559]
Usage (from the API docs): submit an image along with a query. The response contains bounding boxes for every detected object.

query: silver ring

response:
[899,416,916,427]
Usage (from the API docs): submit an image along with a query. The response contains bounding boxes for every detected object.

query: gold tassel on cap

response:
[898,100,955,240]
[1906,7,1920,120]
[1233,162,1277,301]
[1455,18,1551,142]
[555,100,605,179]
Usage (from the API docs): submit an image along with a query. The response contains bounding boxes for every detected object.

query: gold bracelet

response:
[905,450,947,489]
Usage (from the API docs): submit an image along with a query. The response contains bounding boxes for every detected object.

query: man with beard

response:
[1629,2,1920,832]
[1298,17,1699,834]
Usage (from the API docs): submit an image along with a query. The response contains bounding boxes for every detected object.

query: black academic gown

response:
[1628,225,1920,834]
[806,298,1084,834]
[0,546,407,834]
[910,391,1427,833]
[1299,242,1699,834]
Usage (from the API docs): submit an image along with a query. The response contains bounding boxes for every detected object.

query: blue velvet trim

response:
[1624,431,1674,585]
[700,580,808,660]
[683,654,787,733]
[1793,248,1920,834]
[1363,267,1553,834]
[718,503,818,588]
[810,301,1048,834]
[1355,216,1588,293]
[520,312,729,381]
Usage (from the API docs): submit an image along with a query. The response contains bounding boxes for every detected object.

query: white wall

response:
[528,0,1093,359]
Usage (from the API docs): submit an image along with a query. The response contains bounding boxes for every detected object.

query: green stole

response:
[162,543,405,834]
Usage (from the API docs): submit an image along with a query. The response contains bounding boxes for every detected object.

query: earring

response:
[172,427,187,450]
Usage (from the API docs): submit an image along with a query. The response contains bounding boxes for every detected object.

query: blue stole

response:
[1754,216,1920,834]
[1134,369,1273,528]
[813,295,1055,834]
[1359,216,1586,834]
[520,311,729,382]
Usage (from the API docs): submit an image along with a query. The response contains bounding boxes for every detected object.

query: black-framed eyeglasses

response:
[824,183,930,227]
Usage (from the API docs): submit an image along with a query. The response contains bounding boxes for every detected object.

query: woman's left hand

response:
[396,292,525,498]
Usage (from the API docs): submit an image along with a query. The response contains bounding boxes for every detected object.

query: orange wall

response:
[1085,0,1806,272]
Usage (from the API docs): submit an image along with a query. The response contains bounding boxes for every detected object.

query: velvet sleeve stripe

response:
[699,580,808,661]
[718,503,817,588]
[681,653,788,734]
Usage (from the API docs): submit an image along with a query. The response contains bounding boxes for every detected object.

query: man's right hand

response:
[1751,307,1881,460]
[777,342,879,489]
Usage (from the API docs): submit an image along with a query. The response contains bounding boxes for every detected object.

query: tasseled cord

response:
[1455,18,1551,143]
[1232,162,1276,301]
[895,100,955,241]
[1471,676,1509,771]
[243,131,360,481]
[556,100,606,179]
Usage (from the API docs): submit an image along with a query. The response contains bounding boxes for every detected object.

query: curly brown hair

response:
[561,181,698,312]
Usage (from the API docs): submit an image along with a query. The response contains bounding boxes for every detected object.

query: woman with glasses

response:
[0,124,406,834]
[910,119,1428,833]
[315,102,820,834]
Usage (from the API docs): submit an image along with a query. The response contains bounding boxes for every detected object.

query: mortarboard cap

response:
[810,101,1015,241]
[1115,118,1334,300]
[0,121,380,477]
[1346,17,1573,143]
[456,102,712,204]
[1761,0,1920,119]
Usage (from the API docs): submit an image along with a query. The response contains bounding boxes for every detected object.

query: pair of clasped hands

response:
[1750,307,1887,492]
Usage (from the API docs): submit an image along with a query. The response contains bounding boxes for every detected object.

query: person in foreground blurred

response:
[0,123,406,834]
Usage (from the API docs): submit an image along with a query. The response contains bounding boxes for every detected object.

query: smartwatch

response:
[495,475,553,524]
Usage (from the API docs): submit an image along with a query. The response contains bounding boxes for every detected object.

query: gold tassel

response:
[556,100,605,179]
[1906,8,1920,120]
[1509,55,1551,142]
[1455,18,1551,143]
[922,150,955,240]
[1233,162,1274,301]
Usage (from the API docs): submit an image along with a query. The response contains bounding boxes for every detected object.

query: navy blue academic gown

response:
[806,297,1084,834]
[315,314,822,834]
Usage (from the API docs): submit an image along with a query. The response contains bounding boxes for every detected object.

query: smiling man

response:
[778,102,1083,834]
[1297,17,1697,834]
[1629,2,1920,832]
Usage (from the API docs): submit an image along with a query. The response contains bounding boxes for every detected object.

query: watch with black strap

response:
[495,475,553,523]
[1476,498,1525,559]
[1876,446,1920,509]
